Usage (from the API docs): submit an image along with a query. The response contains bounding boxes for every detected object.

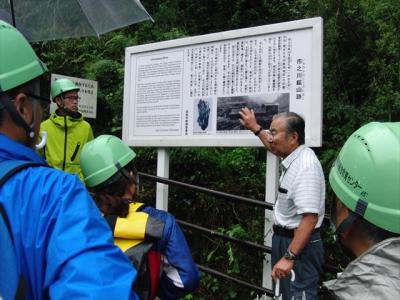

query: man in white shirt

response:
[239,109,325,300]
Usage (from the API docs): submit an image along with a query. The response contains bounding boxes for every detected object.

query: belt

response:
[273,225,320,238]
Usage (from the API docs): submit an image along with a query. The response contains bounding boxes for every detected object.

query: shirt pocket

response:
[70,142,81,162]
[276,186,291,212]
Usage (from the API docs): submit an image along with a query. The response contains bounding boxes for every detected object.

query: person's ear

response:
[55,96,63,107]
[289,131,299,145]
[335,200,349,222]
[340,214,357,247]
[14,93,31,122]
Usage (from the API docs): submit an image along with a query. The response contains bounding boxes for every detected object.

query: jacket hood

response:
[50,111,84,128]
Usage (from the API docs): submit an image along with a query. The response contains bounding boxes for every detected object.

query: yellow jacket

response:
[39,111,93,181]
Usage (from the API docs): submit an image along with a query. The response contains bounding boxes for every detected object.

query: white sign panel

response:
[50,74,98,119]
[123,17,323,147]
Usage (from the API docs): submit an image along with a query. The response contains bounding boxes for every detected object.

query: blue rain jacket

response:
[141,206,200,300]
[0,133,138,300]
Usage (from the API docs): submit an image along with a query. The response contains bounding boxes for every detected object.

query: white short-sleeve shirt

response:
[274,145,325,229]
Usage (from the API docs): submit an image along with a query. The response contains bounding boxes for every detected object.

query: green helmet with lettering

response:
[329,122,400,233]
[51,78,79,101]
[80,135,136,188]
[0,20,47,92]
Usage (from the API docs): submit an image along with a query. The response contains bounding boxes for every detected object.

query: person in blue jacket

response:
[0,20,139,299]
[80,135,201,300]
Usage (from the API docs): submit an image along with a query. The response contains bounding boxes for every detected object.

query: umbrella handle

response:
[274,270,295,298]
[274,278,280,297]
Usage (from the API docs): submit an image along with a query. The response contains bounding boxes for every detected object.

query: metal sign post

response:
[156,148,170,211]
[262,152,280,296]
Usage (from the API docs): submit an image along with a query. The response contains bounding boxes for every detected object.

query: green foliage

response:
[85,59,125,134]
[182,293,194,300]
[213,224,252,276]
[202,274,220,294]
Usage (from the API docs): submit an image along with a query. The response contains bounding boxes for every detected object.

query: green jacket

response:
[39,111,93,181]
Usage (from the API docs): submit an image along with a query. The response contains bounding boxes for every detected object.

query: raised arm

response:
[239,107,273,151]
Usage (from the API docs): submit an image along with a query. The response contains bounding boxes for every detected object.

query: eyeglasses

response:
[265,129,275,140]
[25,92,51,111]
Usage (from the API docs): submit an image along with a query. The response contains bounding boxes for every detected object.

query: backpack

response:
[0,160,47,300]
[104,204,164,300]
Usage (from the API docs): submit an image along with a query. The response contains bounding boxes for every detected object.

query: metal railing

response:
[139,172,273,210]
[138,172,338,296]
[177,219,271,253]
[139,172,273,296]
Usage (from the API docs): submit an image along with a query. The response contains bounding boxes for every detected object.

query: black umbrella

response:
[0,0,153,42]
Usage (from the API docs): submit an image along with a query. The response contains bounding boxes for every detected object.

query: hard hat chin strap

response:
[335,211,358,236]
[335,199,368,236]
[0,92,36,143]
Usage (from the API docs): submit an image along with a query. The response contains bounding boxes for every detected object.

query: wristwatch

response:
[283,249,297,260]
[254,126,263,136]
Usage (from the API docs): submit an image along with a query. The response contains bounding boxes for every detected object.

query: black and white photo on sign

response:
[216,93,289,131]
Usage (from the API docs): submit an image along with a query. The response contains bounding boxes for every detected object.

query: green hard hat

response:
[329,122,400,234]
[0,20,47,92]
[81,135,136,188]
[51,78,79,101]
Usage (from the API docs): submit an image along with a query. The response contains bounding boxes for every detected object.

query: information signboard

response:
[123,17,323,147]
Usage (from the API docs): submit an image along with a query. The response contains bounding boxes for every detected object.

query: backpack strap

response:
[0,159,48,300]
[147,250,161,300]
[0,204,27,300]
[104,214,118,233]
[0,160,47,187]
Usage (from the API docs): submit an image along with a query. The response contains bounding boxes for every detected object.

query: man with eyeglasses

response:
[0,20,139,299]
[39,78,93,181]
[239,108,325,300]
